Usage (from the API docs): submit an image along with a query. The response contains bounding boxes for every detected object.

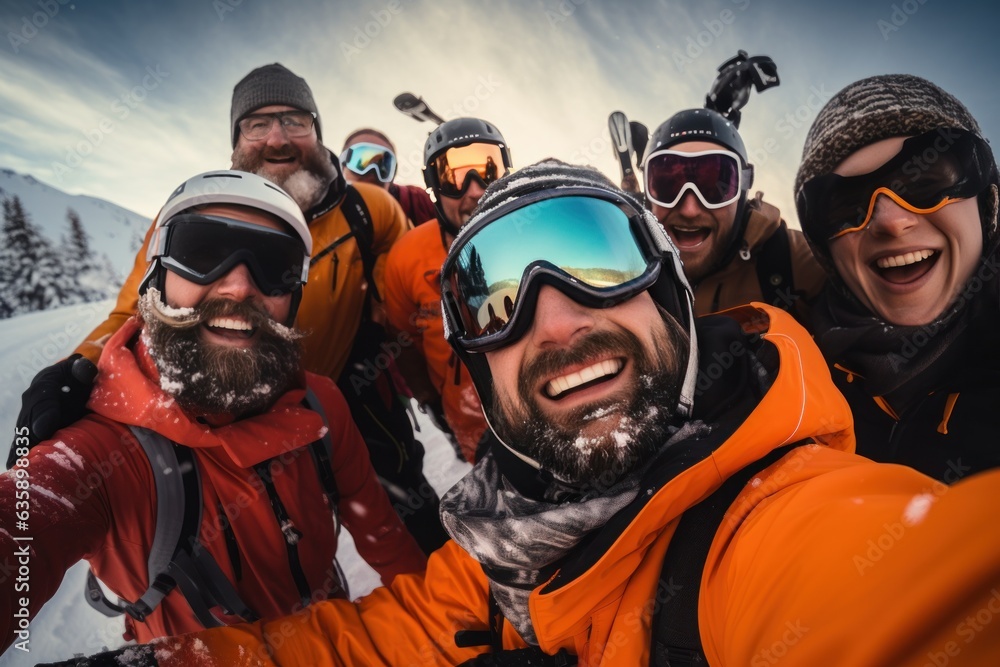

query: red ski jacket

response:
[0,318,426,650]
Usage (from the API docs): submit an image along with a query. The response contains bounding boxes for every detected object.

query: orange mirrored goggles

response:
[430,143,508,198]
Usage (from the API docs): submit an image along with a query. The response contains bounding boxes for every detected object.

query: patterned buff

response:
[440,421,709,644]
[440,451,640,644]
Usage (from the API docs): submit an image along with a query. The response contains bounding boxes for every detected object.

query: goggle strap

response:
[677,294,698,418]
[147,227,166,263]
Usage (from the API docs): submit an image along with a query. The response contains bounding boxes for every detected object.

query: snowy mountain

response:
[0,168,149,278]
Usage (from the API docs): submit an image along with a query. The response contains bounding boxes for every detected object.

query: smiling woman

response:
[794,73,1000,483]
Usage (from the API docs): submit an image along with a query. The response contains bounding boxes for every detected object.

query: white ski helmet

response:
[140,170,312,320]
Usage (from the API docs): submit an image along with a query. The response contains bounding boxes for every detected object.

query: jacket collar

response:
[87,317,327,468]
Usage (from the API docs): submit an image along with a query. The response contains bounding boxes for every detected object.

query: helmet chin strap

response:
[432,194,464,239]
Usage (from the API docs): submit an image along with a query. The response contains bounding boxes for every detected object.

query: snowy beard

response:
[138,288,305,417]
[490,320,687,491]
[231,140,335,211]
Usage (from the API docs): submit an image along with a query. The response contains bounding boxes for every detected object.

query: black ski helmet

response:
[423,117,512,237]
[644,108,755,271]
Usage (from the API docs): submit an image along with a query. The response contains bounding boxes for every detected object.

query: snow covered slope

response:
[0,303,471,665]
[0,168,149,277]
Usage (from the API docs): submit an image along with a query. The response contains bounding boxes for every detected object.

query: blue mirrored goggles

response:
[149,214,310,296]
[441,194,669,353]
[340,142,397,183]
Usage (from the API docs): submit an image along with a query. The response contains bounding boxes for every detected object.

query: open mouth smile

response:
[669,225,712,249]
[871,249,939,284]
[204,316,257,340]
[544,358,624,400]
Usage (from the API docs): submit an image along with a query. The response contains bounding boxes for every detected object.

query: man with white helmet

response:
[12,62,450,555]
[0,171,425,652]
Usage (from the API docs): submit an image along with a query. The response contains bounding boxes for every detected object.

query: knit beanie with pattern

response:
[794,74,998,253]
[230,63,321,147]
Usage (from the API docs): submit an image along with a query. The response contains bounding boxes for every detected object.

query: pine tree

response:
[0,196,70,317]
[60,207,109,302]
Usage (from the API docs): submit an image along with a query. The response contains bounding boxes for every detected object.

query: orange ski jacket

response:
[80,305,1000,666]
[383,221,487,462]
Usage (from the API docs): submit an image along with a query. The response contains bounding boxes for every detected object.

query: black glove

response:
[10,353,97,469]
[34,643,157,666]
[458,648,577,666]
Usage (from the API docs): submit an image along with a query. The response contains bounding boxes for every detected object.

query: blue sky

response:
[1,0,996,225]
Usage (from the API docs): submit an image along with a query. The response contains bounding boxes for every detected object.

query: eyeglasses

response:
[340,142,397,183]
[644,149,751,209]
[237,111,317,141]
[429,143,508,198]
[441,193,676,352]
[797,128,996,242]
[149,214,310,295]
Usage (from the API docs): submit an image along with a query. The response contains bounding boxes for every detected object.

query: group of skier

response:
[2,56,999,666]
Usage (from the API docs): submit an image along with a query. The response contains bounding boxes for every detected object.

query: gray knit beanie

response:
[795,74,998,255]
[795,74,982,193]
[230,63,321,147]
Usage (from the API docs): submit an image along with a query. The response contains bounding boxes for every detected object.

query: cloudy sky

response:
[1,0,996,228]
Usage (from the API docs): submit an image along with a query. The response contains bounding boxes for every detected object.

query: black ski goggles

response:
[340,142,397,183]
[430,143,508,198]
[442,193,667,353]
[148,214,310,295]
[797,128,995,244]
[644,149,751,209]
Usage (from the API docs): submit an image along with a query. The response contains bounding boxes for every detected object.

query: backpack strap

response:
[85,426,260,626]
[85,427,203,620]
[755,221,796,312]
[341,184,380,303]
[303,387,341,519]
[650,443,800,666]
[303,387,349,598]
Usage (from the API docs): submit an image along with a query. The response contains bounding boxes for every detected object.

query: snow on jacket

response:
[75,166,409,380]
[108,304,1000,666]
[0,317,426,651]
[693,195,825,323]
[383,221,486,462]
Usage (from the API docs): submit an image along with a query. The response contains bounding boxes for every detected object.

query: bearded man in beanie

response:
[59,161,1000,667]
[13,63,450,554]
[795,74,1000,483]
